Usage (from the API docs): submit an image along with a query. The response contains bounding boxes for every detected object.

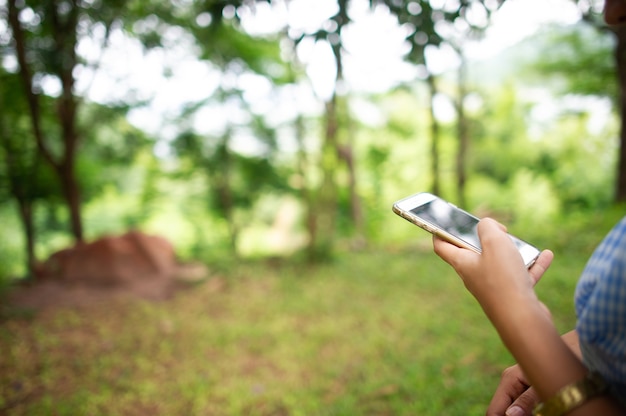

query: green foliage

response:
[174,129,287,212]
[196,20,286,81]
[523,24,616,101]
[464,70,616,222]
[0,203,26,281]
[468,84,534,184]
[369,0,504,65]
[0,71,60,204]
[122,0,286,82]
[537,115,616,210]
[77,103,153,202]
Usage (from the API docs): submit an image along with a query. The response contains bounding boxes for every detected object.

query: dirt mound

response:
[7,231,209,310]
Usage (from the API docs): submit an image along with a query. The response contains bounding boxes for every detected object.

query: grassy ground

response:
[0,223,605,415]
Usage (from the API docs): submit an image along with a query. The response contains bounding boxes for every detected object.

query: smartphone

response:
[392,192,540,268]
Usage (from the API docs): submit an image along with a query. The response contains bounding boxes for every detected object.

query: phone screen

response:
[393,192,540,267]
[409,198,481,250]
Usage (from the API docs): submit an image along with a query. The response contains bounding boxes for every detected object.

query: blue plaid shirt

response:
[575,216,626,403]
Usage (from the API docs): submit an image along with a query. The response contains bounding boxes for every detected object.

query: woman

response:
[433,2,626,415]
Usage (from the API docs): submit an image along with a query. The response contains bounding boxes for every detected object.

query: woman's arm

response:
[487,330,582,416]
[434,218,623,415]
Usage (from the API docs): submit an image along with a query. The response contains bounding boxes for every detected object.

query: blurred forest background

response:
[1,0,625,281]
[3,0,626,415]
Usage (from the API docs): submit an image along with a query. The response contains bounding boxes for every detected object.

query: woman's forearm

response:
[491,303,622,415]
[488,299,587,400]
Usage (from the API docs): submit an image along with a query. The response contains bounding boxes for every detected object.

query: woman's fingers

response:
[528,250,554,286]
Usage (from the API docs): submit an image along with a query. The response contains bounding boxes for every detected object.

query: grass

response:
[0,214,613,416]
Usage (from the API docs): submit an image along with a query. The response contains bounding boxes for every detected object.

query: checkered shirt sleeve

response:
[575,216,626,384]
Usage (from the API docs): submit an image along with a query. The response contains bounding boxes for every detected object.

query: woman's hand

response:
[487,364,538,416]
[486,331,581,416]
[433,218,554,323]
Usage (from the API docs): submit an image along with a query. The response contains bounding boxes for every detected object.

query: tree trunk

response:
[292,114,318,261]
[16,199,36,279]
[57,40,84,241]
[8,0,85,242]
[427,74,441,197]
[307,39,343,259]
[313,96,340,258]
[214,138,238,256]
[338,138,365,246]
[59,162,84,242]
[335,92,364,245]
[0,138,39,279]
[456,52,469,208]
[615,26,626,203]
